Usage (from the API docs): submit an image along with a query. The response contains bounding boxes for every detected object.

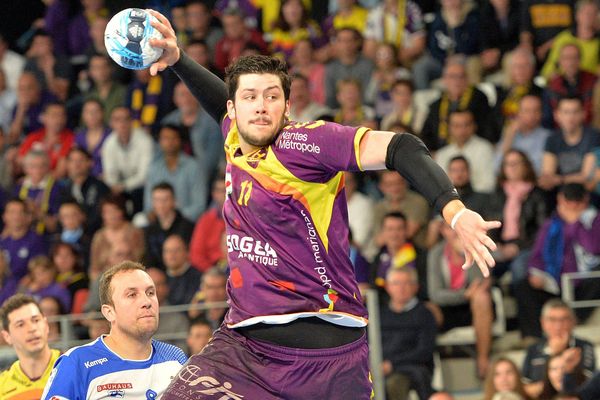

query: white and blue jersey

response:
[42,336,187,400]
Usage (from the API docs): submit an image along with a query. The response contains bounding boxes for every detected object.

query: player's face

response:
[1,303,49,358]
[493,361,518,393]
[105,270,159,341]
[227,73,289,151]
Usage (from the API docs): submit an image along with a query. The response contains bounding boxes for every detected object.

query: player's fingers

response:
[477,233,497,251]
[149,61,167,76]
[150,19,175,39]
[149,37,172,49]
[479,245,496,268]
[147,9,172,30]
[483,220,502,230]
[462,251,474,271]
[467,244,490,278]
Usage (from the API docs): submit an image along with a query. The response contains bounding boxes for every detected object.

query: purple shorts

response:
[163,325,373,400]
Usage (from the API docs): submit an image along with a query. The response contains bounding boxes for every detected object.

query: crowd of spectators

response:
[1,0,600,398]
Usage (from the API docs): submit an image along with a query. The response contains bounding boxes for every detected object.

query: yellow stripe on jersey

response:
[225,122,343,252]
[354,127,369,171]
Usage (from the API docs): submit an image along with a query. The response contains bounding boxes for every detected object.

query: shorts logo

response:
[84,357,108,368]
[97,383,133,392]
[178,365,244,399]
[320,289,339,312]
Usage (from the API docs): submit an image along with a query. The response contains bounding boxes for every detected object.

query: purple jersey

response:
[0,230,48,281]
[221,117,369,328]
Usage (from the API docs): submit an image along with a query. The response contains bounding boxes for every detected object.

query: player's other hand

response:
[146,9,180,76]
[453,209,501,278]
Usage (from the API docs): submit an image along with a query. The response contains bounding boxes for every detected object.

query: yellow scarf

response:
[19,176,54,234]
[438,86,474,140]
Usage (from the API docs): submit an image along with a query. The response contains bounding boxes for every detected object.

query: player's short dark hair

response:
[225,55,291,101]
[0,294,42,331]
[559,183,587,201]
[382,211,407,225]
[99,261,146,307]
[152,181,175,195]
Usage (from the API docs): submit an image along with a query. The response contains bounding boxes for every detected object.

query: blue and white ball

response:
[104,8,163,70]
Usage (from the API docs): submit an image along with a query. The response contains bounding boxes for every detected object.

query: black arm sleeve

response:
[169,50,228,123]
[385,133,460,214]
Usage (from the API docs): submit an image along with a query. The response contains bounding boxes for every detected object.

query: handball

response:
[104,8,163,70]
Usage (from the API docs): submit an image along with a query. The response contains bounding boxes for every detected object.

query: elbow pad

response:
[385,133,460,214]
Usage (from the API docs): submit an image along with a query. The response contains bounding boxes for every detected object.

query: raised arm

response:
[359,130,501,277]
[147,10,228,123]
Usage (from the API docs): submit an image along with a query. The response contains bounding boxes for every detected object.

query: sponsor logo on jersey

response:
[227,234,278,267]
[300,210,332,288]
[108,390,125,398]
[276,131,321,154]
[84,357,109,368]
[97,383,133,392]
[320,288,339,312]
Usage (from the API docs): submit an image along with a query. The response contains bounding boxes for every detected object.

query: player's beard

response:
[238,113,288,148]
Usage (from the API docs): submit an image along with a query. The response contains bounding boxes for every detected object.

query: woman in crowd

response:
[289,39,327,105]
[483,357,530,400]
[365,42,411,120]
[487,150,548,285]
[269,0,326,62]
[74,99,110,177]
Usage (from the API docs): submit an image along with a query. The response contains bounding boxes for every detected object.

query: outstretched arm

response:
[360,130,501,277]
[147,9,228,123]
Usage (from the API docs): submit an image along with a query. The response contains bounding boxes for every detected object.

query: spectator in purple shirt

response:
[515,183,600,339]
[0,198,48,283]
[74,99,110,177]
[23,255,71,312]
[67,0,109,58]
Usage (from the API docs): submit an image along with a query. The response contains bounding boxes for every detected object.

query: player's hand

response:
[453,209,501,278]
[147,9,180,76]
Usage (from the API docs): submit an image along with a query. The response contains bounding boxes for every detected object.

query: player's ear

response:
[101,304,115,323]
[1,329,12,345]
[227,99,236,120]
